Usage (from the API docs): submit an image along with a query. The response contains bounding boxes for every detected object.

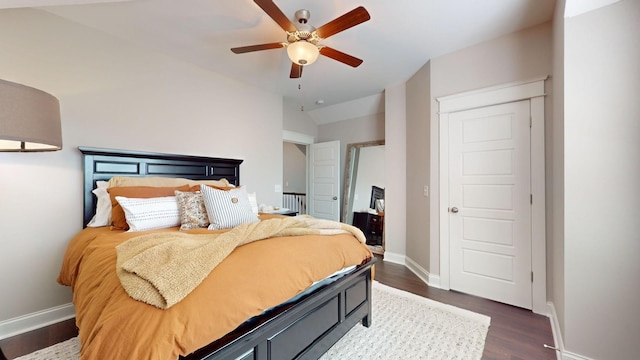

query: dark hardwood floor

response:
[0,257,557,359]
[373,257,557,360]
[0,318,77,359]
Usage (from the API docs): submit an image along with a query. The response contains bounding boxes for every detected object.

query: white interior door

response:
[309,140,340,221]
[449,100,532,309]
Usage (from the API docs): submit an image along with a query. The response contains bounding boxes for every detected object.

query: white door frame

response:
[437,77,548,314]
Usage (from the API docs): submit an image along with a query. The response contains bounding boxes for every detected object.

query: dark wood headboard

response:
[79,146,243,227]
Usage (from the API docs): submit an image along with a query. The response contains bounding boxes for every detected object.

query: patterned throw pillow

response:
[201,185,259,230]
[115,196,181,232]
[175,190,210,230]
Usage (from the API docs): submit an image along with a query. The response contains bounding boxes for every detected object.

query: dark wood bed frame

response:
[79,146,375,360]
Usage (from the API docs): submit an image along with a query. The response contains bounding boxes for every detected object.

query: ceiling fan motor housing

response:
[287,9,319,44]
[295,9,310,24]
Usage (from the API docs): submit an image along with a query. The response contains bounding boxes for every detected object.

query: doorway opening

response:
[283,141,307,215]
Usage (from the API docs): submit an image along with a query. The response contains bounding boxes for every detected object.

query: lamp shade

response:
[0,79,62,152]
[287,41,320,66]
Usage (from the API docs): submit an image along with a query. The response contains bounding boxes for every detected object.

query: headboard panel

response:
[79,146,243,227]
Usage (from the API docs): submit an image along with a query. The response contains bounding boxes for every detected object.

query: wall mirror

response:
[341,140,385,227]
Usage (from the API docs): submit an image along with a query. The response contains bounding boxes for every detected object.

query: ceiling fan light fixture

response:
[287,41,319,66]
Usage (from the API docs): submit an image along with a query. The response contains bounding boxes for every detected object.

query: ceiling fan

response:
[231,0,371,79]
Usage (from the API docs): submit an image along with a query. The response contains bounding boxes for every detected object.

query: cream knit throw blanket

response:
[116,216,366,309]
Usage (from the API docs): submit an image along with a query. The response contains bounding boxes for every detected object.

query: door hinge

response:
[531,272,534,282]
[530,194,533,204]
[530,116,532,128]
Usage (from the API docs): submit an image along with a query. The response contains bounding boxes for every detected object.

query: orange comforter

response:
[58,215,372,359]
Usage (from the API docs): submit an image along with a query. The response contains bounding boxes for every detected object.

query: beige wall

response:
[550,0,566,338]
[0,8,283,331]
[563,1,640,358]
[318,113,385,153]
[282,142,306,194]
[405,61,431,271]
[283,100,318,139]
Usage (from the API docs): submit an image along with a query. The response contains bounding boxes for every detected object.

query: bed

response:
[59,146,376,360]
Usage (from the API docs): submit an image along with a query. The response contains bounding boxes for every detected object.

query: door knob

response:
[450,207,459,213]
[333,196,338,200]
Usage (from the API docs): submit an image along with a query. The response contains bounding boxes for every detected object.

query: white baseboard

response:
[0,303,75,340]
[547,302,594,360]
[428,273,441,288]
[548,301,564,360]
[380,253,441,289]
[405,256,441,289]
[563,351,595,360]
[381,251,405,265]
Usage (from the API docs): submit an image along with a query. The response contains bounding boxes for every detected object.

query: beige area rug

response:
[16,282,490,360]
[14,337,80,360]
[320,281,490,359]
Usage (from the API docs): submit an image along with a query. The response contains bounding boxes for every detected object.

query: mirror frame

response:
[341,140,385,223]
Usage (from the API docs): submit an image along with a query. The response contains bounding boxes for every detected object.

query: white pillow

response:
[247,192,259,215]
[115,196,181,232]
[201,185,259,230]
[87,181,111,227]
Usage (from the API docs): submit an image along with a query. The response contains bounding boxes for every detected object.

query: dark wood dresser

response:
[352,212,384,246]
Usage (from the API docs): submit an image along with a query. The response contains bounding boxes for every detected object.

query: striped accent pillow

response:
[115,196,181,232]
[201,185,259,230]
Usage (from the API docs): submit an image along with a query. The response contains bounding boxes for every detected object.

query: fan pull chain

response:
[298,83,304,111]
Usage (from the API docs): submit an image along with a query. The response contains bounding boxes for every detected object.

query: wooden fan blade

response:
[254,0,297,32]
[319,47,363,67]
[231,43,284,54]
[315,6,370,39]
[290,63,303,78]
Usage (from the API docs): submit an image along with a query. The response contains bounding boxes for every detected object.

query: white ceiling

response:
[9,0,555,113]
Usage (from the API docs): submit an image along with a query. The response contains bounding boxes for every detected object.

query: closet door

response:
[448,100,532,309]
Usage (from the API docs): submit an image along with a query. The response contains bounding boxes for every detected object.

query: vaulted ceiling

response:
[3,0,556,113]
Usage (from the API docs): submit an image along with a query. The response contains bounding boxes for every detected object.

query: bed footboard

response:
[183,258,376,360]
